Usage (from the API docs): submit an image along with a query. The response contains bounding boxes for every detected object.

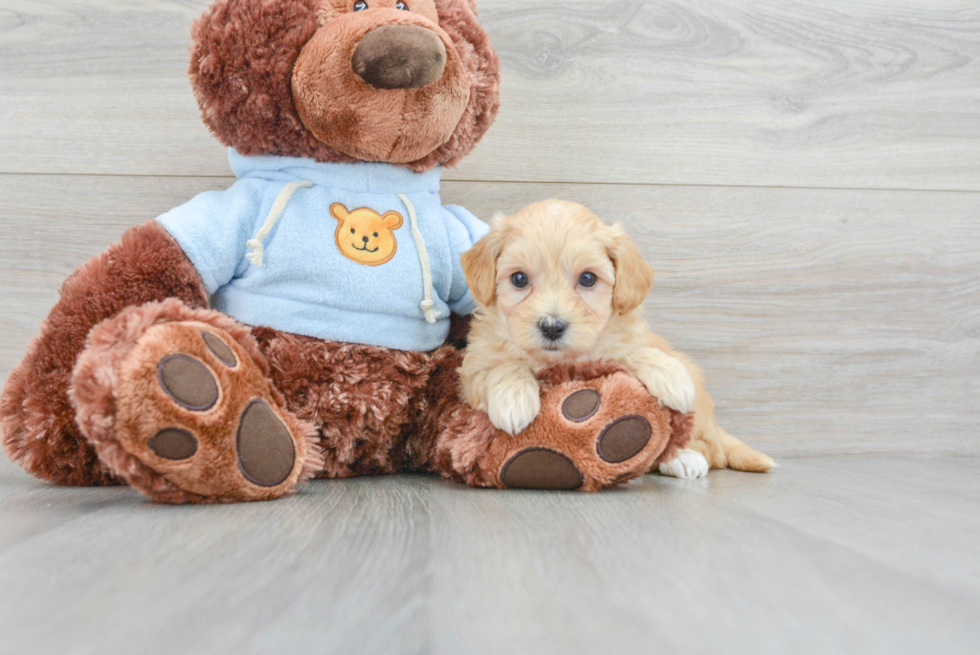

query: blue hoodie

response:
[157,149,489,351]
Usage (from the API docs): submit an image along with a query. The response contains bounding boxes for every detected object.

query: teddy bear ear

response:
[189,0,322,158]
[381,211,404,231]
[330,203,350,222]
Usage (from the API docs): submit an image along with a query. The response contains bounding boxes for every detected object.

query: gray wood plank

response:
[1,1,978,189]
[0,455,978,655]
[714,455,980,596]
[2,174,976,457]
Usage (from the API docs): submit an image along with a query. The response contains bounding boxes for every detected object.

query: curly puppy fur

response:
[414,352,693,490]
[460,199,774,474]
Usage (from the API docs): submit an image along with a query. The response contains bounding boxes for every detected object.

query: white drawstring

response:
[246,180,314,266]
[245,184,440,326]
[399,193,440,324]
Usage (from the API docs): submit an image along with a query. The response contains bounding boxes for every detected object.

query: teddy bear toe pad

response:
[148,428,198,460]
[110,321,312,501]
[157,354,220,411]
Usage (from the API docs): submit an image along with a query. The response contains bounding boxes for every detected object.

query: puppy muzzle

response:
[538,316,568,345]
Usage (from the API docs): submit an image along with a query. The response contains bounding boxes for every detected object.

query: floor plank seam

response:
[1,171,978,196]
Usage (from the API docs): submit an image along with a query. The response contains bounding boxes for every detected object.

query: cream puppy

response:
[459,199,774,478]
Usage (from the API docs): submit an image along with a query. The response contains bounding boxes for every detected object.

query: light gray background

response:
[0,1,978,653]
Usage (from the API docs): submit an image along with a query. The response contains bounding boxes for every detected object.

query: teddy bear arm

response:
[0,221,208,486]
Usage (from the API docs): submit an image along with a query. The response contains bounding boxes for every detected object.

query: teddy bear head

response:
[330,202,404,265]
[190,0,500,172]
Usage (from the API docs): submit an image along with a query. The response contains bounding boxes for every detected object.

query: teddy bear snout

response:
[352,24,447,90]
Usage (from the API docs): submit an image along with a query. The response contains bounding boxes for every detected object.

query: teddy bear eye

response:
[579,272,598,288]
[353,0,368,10]
[351,228,356,234]
[511,272,529,289]
[373,232,379,237]
[396,1,408,9]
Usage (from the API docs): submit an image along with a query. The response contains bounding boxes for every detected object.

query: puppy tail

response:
[716,427,775,473]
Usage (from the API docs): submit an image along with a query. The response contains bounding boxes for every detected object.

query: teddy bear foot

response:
[493,367,693,491]
[429,360,693,492]
[71,300,321,503]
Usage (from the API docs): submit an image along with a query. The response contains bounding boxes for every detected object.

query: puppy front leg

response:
[484,362,542,436]
[624,349,707,478]
[623,347,697,414]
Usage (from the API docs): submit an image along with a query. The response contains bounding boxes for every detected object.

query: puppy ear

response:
[461,221,508,306]
[608,223,655,315]
[381,211,404,231]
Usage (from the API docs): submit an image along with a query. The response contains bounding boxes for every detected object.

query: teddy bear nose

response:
[362,236,370,243]
[352,24,447,90]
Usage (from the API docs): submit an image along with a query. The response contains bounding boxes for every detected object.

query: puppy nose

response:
[362,236,370,243]
[352,24,447,90]
[538,317,567,342]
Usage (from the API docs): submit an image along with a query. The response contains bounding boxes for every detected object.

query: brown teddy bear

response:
[0,0,692,503]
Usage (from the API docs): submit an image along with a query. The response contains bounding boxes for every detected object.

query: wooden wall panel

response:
[1,174,976,456]
[0,1,978,189]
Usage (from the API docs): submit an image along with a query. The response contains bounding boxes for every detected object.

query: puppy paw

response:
[637,358,696,413]
[658,448,709,479]
[487,376,541,435]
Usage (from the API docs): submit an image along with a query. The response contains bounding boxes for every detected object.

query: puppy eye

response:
[579,272,598,288]
[510,272,529,289]
[396,1,408,8]
[353,0,368,10]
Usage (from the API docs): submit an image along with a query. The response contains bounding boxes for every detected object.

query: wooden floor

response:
[1,1,978,653]
[1,455,979,654]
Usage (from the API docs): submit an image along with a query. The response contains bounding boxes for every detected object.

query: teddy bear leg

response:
[412,349,694,491]
[1,221,209,487]
[251,327,434,479]
[70,299,322,503]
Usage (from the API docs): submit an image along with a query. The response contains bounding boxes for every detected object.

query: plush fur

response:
[414,352,693,491]
[190,0,499,172]
[1,222,206,487]
[72,299,322,503]
[250,326,434,478]
[1,0,680,502]
[460,199,775,475]
[293,7,470,163]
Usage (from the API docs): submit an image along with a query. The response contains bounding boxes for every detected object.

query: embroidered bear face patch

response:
[330,203,403,266]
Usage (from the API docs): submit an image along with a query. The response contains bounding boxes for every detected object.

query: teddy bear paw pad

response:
[112,321,310,501]
[500,448,584,490]
[236,399,295,487]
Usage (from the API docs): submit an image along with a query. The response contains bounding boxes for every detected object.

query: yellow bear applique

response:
[330,203,403,266]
